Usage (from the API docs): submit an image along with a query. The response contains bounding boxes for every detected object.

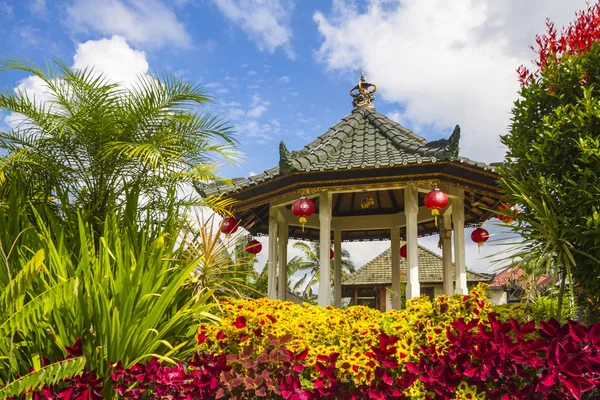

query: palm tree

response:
[0,58,239,230]
[291,242,355,298]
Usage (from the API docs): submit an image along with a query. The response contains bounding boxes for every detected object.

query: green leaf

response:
[0,277,77,336]
[0,356,86,399]
[0,249,45,315]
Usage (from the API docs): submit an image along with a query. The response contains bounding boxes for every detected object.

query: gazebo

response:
[196,73,502,309]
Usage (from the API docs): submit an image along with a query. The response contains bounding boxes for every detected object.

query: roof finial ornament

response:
[350,71,377,108]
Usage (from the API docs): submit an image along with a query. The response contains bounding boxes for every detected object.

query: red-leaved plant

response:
[518,2,600,85]
[17,319,600,399]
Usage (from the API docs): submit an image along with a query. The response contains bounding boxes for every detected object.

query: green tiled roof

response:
[341,244,492,286]
[196,106,494,197]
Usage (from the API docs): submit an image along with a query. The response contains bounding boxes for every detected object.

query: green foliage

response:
[499,39,600,322]
[0,189,220,396]
[529,295,577,322]
[0,58,239,230]
[289,241,355,298]
[492,296,576,323]
[0,276,77,336]
[0,357,86,399]
[183,212,259,301]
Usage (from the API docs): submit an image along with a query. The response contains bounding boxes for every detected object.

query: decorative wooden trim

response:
[233,174,500,213]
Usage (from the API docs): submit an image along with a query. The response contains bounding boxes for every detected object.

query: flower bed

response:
[17,285,600,399]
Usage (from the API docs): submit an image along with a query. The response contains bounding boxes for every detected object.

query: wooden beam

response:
[388,189,399,212]
[334,229,342,308]
[390,226,401,310]
[278,206,435,231]
[452,190,468,295]
[405,185,420,299]
[318,192,332,307]
[267,205,278,300]
[333,193,343,215]
[270,193,318,208]
[417,184,462,199]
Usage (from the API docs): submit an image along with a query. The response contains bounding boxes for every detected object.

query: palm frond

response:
[0,249,45,314]
[0,356,86,399]
[0,277,77,336]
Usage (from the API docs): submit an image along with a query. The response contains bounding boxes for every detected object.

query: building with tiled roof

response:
[342,244,492,311]
[195,73,503,309]
[487,267,555,305]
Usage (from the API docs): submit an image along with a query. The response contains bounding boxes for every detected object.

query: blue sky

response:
[0,0,589,274]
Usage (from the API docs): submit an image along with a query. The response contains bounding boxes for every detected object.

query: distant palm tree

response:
[290,242,355,298]
[251,242,354,301]
[252,252,301,298]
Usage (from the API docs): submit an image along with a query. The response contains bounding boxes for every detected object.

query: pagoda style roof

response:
[197,107,491,197]
[341,245,492,297]
[195,74,503,242]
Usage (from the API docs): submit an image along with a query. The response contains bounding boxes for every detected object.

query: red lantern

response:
[220,217,239,235]
[245,239,262,255]
[497,203,518,225]
[291,196,315,232]
[400,244,407,258]
[330,249,334,260]
[471,227,489,248]
[423,188,448,226]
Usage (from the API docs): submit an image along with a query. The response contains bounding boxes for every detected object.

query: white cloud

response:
[247,70,257,76]
[5,36,150,128]
[314,0,587,163]
[278,76,290,84]
[238,120,273,140]
[212,0,295,59]
[4,75,54,128]
[67,0,190,48]
[245,94,270,118]
[247,105,267,118]
[249,171,257,176]
[73,35,149,84]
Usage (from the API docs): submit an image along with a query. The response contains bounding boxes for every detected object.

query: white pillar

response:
[333,228,342,308]
[390,226,401,309]
[442,213,453,296]
[452,191,467,294]
[267,206,278,300]
[405,186,420,299]
[278,216,288,301]
[318,192,332,307]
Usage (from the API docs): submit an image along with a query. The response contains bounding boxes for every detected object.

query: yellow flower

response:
[197,283,500,387]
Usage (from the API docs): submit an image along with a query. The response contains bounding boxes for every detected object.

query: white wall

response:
[488,288,507,305]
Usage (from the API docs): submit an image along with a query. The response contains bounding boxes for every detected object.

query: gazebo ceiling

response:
[195,73,503,241]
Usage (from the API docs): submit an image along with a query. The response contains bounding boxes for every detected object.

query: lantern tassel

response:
[300,217,307,232]
[432,209,439,227]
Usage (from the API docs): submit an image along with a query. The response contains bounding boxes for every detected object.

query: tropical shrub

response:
[0,190,220,397]
[0,58,238,232]
[197,285,495,387]
[498,2,600,321]
[15,286,600,399]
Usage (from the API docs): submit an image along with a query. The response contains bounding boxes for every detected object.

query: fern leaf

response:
[0,249,46,314]
[0,356,86,399]
[0,278,77,336]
